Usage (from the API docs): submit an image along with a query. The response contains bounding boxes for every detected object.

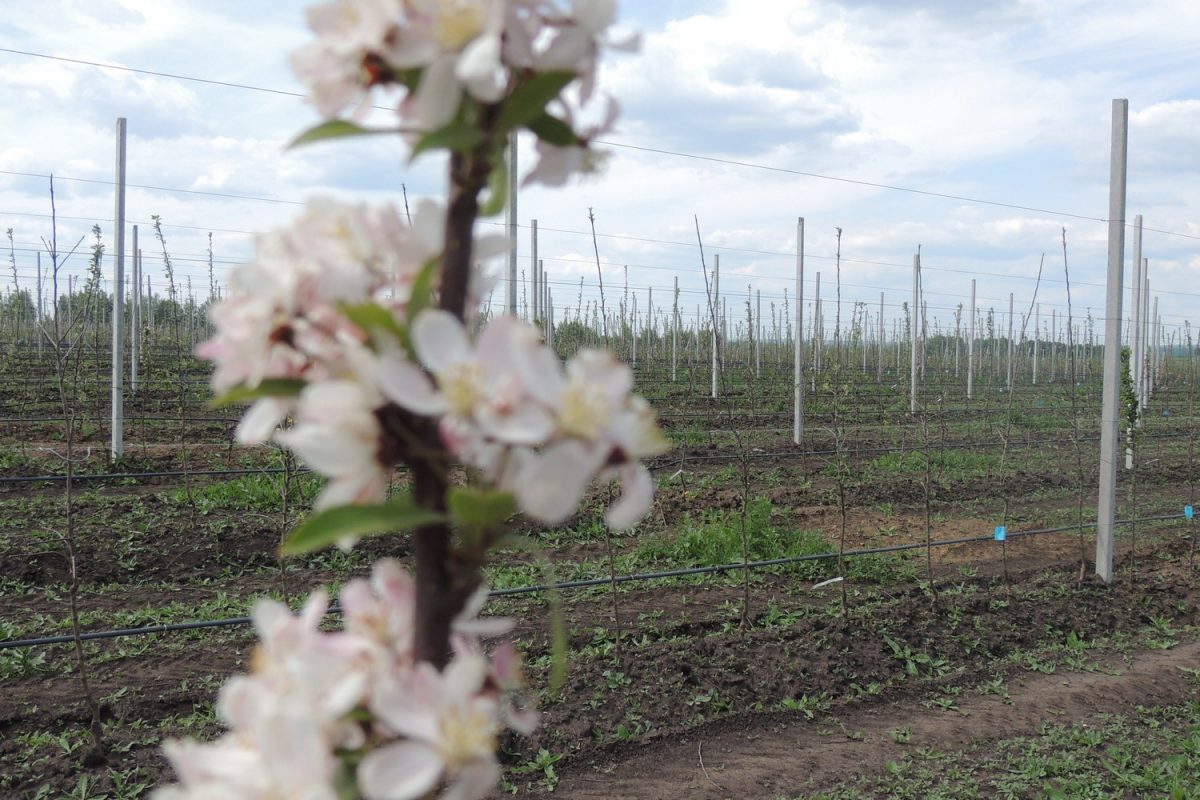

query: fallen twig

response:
[698,741,726,791]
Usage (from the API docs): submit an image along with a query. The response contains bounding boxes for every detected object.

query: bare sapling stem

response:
[996,255,1044,598]
[920,393,937,602]
[695,217,753,629]
[1062,228,1088,585]
[587,208,609,341]
[604,483,622,657]
[1186,324,1198,569]
[42,176,105,762]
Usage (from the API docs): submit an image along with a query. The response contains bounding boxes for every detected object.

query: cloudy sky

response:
[1,0,1198,344]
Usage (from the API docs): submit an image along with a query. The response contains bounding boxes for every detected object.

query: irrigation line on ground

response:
[0,466,308,484]
[0,430,1193,485]
[1,512,1189,651]
[0,416,239,425]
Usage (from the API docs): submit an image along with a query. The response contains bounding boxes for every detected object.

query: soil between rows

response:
[548,640,1200,799]
[1,359,1197,799]
[5,532,1199,799]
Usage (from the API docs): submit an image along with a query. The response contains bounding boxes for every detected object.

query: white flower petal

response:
[456,33,506,103]
[409,198,446,257]
[443,652,489,699]
[476,401,555,446]
[276,425,374,476]
[412,309,472,374]
[377,352,448,414]
[573,0,618,33]
[314,469,388,511]
[410,54,461,131]
[250,598,290,641]
[370,668,442,742]
[236,397,291,444]
[515,441,601,524]
[605,463,654,530]
[454,586,514,638]
[503,702,541,737]
[512,336,565,406]
[358,740,443,800]
[441,761,501,800]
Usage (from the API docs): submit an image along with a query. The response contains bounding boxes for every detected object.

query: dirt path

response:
[550,639,1200,799]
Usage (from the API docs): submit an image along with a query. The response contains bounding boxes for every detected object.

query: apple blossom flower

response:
[197,198,411,396]
[291,0,405,118]
[359,654,502,800]
[276,380,391,517]
[511,346,669,527]
[158,562,530,800]
[340,557,418,654]
[379,309,554,446]
[291,0,637,186]
[521,95,621,187]
[378,309,667,528]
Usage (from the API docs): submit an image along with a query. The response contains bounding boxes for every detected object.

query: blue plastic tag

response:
[995,525,1007,542]
[1186,506,1194,521]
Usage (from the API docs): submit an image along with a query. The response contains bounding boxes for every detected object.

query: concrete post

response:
[1130,215,1143,416]
[1033,302,1040,385]
[711,253,719,399]
[529,218,538,320]
[877,292,884,382]
[793,218,804,446]
[671,276,678,381]
[1007,292,1014,392]
[755,289,762,379]
[1141,266,1150,413]
[1096,99,1129,584]
[910,254,919,414]
[111,117,127,459]
[505,135,517,316]
[968,280,976,400]
[130,228,139,394]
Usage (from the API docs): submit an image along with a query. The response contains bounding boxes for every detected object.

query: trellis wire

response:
[1,511,1189,651]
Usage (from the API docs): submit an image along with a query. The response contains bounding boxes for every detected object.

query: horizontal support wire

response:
[0,429,1191,485]
[0,512,1189,651]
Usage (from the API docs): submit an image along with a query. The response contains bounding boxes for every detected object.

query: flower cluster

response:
[198,196,666,526]
[381,309,670,528]
[291,0,636,184]
[196,197,500,439]
[155,560,533,800]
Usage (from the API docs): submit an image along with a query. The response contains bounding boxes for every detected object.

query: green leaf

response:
[210,378,306,409]
[479,153,508,217]
[548,594,568,692]
[288,120,398,149]
[406,257,441,324]
[498,71,577,132]
[411,121,486,158]
[526,111,582,147]
[339,302,406,348]
[449,487,517,530]
[282,497,445,556]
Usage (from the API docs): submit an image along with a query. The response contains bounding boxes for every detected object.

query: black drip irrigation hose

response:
[0,430,1192,485]
[1,512,1189,651]
[0,416,238,424]
[0,466,308,484]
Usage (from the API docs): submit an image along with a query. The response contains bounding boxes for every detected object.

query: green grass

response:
[800,699,1200,800]
[634,498,914,584]
[868,449,998,479]
[166,472,320,514]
